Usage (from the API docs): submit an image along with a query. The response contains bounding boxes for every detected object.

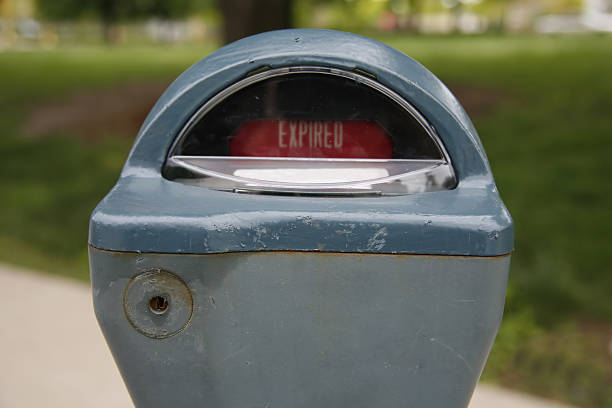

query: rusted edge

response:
[89,243,512,259]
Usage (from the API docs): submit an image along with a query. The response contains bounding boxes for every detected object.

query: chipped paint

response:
[366,227,388,251]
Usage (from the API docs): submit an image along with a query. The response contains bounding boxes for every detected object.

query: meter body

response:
[89,29,513,407]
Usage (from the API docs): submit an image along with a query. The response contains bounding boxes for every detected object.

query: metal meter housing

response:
[89,29,513,408]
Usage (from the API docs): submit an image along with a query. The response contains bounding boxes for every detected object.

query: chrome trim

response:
[167,156,454,195]
[165,66,456,196]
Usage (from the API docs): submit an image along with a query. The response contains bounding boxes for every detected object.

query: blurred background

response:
[0,0,611,407]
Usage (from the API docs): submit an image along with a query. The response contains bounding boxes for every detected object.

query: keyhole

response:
[149,295,169,315]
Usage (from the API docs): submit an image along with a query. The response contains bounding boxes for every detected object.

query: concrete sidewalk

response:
[0,263,575,408]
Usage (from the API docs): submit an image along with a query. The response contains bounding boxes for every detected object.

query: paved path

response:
[0,263,576,408]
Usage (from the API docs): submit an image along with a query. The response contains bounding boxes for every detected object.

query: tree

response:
[216,0,293,44]
[405,0,424,32]
[37,0,197,42]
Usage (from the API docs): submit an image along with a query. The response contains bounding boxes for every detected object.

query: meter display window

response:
[164,68,456,195]
[229,119,392,159]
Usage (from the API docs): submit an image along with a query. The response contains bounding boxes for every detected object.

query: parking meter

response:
[89,29,513,407]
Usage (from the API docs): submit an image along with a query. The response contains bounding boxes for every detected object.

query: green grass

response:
[1,35,611,406]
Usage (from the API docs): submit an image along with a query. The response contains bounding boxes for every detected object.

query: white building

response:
[583,0,612,31]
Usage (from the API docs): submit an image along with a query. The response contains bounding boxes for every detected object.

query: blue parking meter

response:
[89,29,513,407]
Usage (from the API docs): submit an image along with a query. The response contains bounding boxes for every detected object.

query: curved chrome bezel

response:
[164,66,456,196]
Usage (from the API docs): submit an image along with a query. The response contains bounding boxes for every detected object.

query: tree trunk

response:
[100,0,120,43]
[452,2,463,33]
[496,2,507,33]
[216,0,293,44]
[407,0,422,33]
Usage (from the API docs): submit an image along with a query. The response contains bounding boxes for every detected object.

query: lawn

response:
[1,35,611,406]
